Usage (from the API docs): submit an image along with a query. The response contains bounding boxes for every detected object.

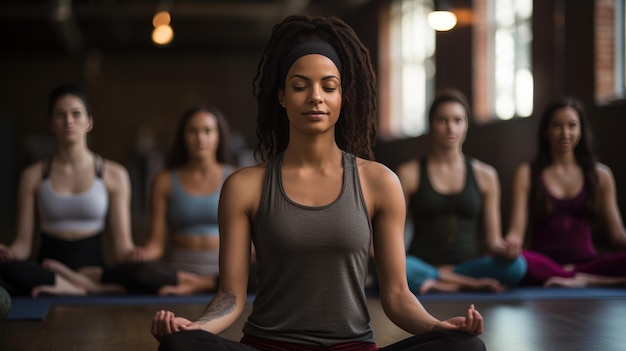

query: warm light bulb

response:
[428,11,458,31]
[152,11,171,27]
[152,24,174,46]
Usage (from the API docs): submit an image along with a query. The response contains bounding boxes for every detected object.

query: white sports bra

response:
[37,155,109,234]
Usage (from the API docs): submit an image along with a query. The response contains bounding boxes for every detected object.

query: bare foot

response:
[544,276,587,288]
[418,279,462,294]
[545,273,626,288]
[41,259,125,294]
[471,278,506,293]
[158,273,217,296]
[32,275,87,297]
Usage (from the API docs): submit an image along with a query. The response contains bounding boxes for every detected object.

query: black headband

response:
[279,40,343,85]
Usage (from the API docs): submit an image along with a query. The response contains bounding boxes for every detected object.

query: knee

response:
[158,330,217,351]
[405,257,439,293]
[461,335,487,351]
[502,256,528,286]
[443,331,486,351]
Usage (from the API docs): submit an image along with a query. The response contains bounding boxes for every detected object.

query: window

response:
[489,0,533,120]
[595,0,625,102]
[379,0,435,139]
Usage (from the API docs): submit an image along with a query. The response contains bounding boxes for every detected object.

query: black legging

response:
[0,232,108,295]
[158,330,486,351]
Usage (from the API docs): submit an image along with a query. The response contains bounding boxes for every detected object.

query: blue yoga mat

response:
[7,298,51,320]
[5,287,625,321]
[416,286,626,302]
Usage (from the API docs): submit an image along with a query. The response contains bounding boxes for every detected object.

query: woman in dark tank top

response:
[397,89,527,295]
[151,15,485,351]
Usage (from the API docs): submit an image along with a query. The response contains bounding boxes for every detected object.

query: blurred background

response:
[1,0,625,248]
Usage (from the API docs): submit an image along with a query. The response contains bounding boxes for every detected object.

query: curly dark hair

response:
[530,97,598,218]
[166,105,233,169]
[252,15,377,161]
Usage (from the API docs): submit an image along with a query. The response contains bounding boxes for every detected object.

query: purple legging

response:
[521,249,626,285]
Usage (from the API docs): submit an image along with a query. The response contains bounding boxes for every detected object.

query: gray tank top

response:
[243,151,375,347]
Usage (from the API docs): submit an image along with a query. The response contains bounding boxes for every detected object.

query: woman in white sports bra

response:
[16,106,240,296]
[0,84,143,296]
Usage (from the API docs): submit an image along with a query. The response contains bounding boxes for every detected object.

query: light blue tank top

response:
[167,166,231,236]
[37,155,109,234]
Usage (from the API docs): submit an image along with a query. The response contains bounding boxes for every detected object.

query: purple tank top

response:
[530,179,598,264]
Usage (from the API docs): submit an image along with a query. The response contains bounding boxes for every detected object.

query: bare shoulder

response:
[19,160,45,191]
[595,162,613,176]
[470,158,499,193]
[102,158,130,188]
[470,158,497,178]
[223,163,267,196]
[595,162,615,185]
[357,158,401,189]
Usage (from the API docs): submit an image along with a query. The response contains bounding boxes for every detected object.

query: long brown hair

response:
[166,105,233,169]
[529,97,598,218]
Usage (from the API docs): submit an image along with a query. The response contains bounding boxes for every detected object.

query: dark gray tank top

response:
[243,151,375,347]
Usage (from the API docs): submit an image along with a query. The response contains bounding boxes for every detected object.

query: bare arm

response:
[142,171,170,260]
[505,164,531,250]
[0,163,41,262]
[473,160,510,258]
[396,159,419,205]
[364,161,482,335]
[151,166,263,342]
[195,167,259,333]
[596,164,626,250]
[103,160,135,262]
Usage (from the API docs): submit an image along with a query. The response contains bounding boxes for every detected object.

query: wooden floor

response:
[2,297,626,351]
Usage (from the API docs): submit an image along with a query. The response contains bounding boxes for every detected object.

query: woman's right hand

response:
[0,244,14,264]
[151,310,202,342]
[434,304,484,335]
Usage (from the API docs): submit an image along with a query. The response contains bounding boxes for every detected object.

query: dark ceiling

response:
[0,0,372,56]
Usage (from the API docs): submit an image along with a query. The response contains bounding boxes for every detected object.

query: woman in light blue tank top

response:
[13,106,240,296]
[133,105,236,295]
[0,84,142,296]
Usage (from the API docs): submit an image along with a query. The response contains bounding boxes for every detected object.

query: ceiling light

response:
[152,24,174,46]
[428,10,457,31]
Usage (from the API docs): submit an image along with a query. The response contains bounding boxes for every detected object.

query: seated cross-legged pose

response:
[136,105,235,295]
[396,89,526,295]
[506,97,626,287]
[34,106,238,296]
[0,84,143,296]
[150,15,486,351]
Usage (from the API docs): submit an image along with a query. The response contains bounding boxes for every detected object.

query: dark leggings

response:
[0,232,108,295]
[104,261,178,294]
[158,330,485,351]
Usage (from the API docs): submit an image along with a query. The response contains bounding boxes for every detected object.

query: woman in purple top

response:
[505,97,626,287]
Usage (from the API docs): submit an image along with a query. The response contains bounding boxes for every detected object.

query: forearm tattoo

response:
[196,290,237,324]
